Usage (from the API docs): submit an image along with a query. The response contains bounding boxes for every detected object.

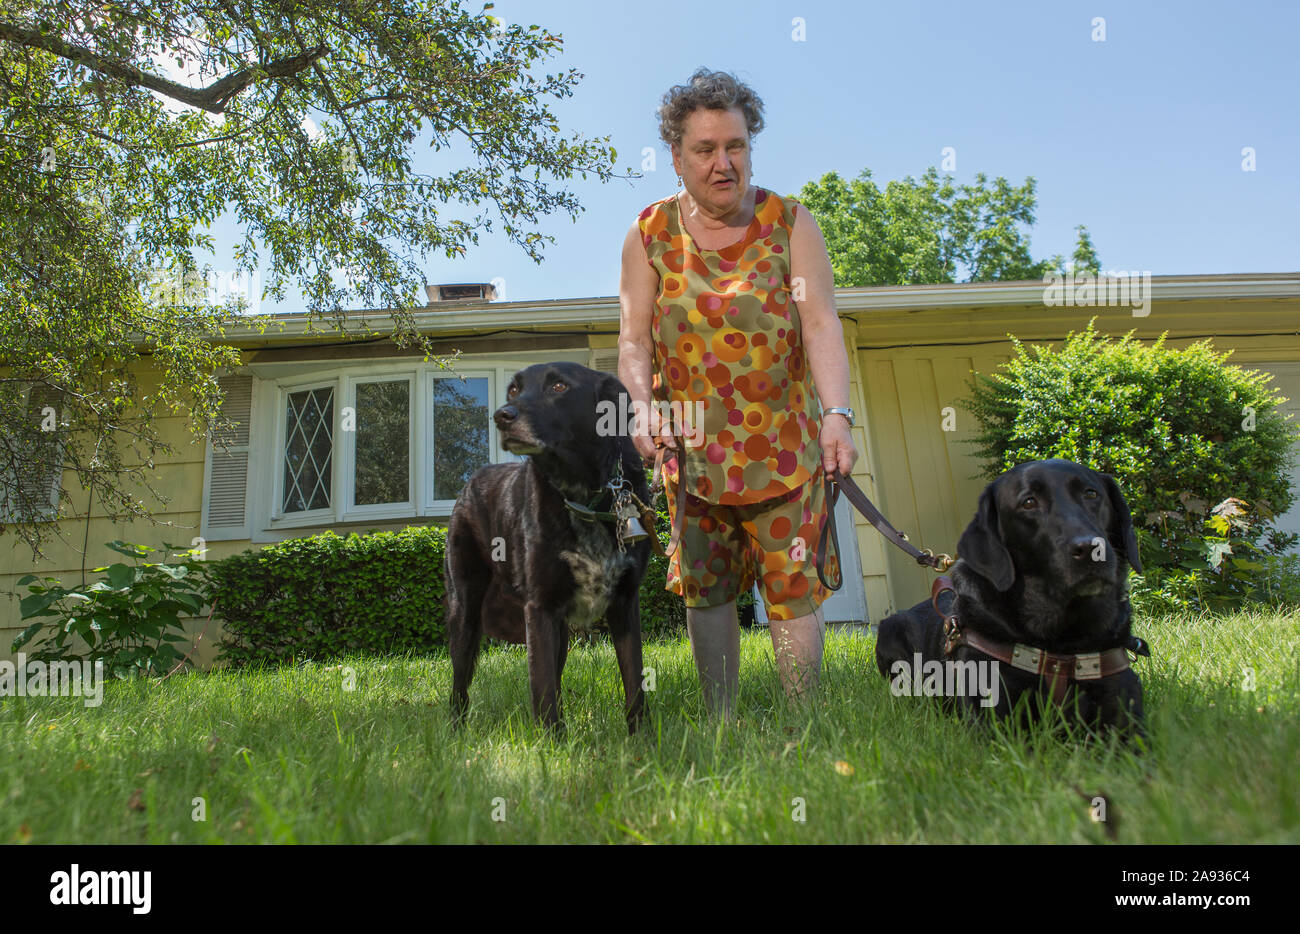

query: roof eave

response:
[174,272,1300,346]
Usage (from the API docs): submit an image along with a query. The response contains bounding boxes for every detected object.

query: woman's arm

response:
[618,220,672,460]
[788,204,859,477]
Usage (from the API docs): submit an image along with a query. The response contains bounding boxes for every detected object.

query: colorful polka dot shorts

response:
[663,472,840,621]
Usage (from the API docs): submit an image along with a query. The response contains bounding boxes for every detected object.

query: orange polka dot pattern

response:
[638,188,822,505]
[663,479,839,620]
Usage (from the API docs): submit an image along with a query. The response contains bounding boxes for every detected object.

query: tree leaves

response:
[797,166,1097,286]
[1,2,620,557]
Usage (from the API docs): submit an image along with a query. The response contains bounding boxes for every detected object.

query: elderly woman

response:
[618,68,859,716]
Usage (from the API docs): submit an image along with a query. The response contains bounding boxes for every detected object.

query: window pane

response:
[284,387,333,513]
[354,380,410,506]
[433,377,489,501]
[0,385,64,519]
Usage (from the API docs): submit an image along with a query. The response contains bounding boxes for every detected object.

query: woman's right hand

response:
[634,431,658,463]
[634,404,678,462]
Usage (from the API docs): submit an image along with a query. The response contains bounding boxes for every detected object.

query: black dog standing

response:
[444,362,651,734]
[875,459,1149,739]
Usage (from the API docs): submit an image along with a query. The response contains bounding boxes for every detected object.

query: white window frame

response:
[272,376,340,527]
[343,371,418,520]
[250,354,573,541]
[426,368,501,515]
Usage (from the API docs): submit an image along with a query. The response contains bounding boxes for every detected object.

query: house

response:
[3,272,1298,666]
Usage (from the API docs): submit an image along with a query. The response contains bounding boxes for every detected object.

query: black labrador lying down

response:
[875,459,1148,740]
[444,362,651,734]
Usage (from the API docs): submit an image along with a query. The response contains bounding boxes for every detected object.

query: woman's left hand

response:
[820,416,859,478]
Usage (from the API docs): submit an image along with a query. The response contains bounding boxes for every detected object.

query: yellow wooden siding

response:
[838,320,892,619]
[0,359,224,665]
[1248,362,1300,542]
[858,349,1009,615]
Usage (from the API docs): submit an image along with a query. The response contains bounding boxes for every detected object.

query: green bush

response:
[1126,498,1299,613]
[208,526,448,666]
[12,540,208,677]
[206,488,692,665]
[964,322,1298,611]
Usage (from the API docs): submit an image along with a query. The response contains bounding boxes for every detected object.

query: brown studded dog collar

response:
[930,575,1136,706]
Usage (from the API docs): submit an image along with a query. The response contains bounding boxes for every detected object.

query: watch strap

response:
[823,406,855,427]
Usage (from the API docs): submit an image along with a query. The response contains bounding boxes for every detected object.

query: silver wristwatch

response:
[822,406,855,427]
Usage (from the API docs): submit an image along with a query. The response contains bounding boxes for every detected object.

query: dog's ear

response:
[958,485,1016,591]
[593,371,631,471]
[595,370,626,407]
[594,371,629,432]
[1100,472,1142,574]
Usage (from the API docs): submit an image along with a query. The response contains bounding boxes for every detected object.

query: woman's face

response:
[672,106,751,217]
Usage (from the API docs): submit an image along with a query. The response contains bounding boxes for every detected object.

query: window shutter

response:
[202,374,253,541]
[589,347,620,376]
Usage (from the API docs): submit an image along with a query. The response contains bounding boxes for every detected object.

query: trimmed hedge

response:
[208,526,448,666]
[206,476,699,665]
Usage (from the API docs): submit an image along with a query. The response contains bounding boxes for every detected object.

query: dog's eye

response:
[1083,488,1099,500]
[507,384,518,398]
[551,381,568,393]
[1019,496,1038,510]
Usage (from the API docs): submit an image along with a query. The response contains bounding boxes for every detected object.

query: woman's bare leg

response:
[685,600,740,718]
[768,604,826,699]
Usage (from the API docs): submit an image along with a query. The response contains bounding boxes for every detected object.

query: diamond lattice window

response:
[283,387,334,513]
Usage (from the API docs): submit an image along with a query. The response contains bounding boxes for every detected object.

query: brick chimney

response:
[425,282,497,305]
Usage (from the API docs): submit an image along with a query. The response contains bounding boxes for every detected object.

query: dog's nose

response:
[1070,535,1102,562]
[494,404,518,424]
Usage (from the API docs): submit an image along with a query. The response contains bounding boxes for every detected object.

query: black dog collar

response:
[564,495,618,522]
[561,457,658,554]
[562,456,626,523]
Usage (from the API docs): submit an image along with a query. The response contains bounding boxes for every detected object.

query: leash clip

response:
[920,548,955,572]
[942,617,962,656]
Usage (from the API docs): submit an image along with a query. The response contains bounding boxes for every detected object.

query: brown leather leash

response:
[646,438,685,559]
[645,448,952,591]
[815,471,952,592]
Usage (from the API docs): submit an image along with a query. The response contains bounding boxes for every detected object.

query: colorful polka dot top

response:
[637,186,822,504]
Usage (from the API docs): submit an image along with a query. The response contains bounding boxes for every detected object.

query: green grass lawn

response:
[3,608,1297,844]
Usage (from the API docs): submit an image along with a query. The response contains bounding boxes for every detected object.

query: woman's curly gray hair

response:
[657,67,765,149]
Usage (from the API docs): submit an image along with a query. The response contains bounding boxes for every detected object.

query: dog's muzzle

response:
[494,404,545,454]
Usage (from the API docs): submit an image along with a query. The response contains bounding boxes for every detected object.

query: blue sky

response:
[214,0,1300,312]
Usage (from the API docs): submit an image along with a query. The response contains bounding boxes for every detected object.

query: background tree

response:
[0,0,622,559]
[1068,224,1101,277]
[796,167,1099,286]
